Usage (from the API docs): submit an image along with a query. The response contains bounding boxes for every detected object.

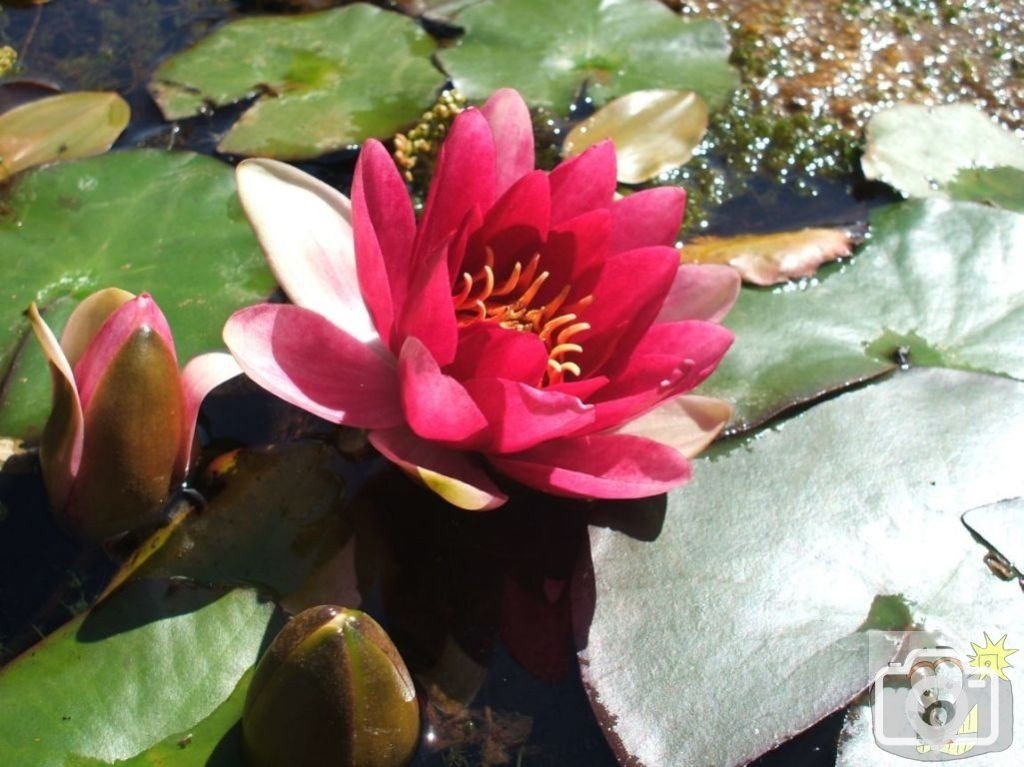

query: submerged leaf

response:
[680,227,855,286]
[562,90,708,184]
[149,5,445,159]
[945,165,1024,212]
[0,91,129,180]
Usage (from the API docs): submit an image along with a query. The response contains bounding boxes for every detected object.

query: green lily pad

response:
[436,0,737,112]
[149,4,445,159]
[579,368,1024,767]
[862,103,1024,201]
[702,199,1024,432]
[946,165,1024,213]
[0,149,273,440]
[0,581,277,767]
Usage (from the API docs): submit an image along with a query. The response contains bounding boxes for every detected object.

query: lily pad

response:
[946,165,1024,213]
[149,4,445,159]
[578,368,1024,767]
[562,90,708,184]
[437,0,737,112]
[0,91,129,181]
[0,149,273,440]
[702,199,1024,432]
[0,581,277,767]
[862,103,1024,200]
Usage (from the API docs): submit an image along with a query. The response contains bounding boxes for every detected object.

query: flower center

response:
[452,248,593,386]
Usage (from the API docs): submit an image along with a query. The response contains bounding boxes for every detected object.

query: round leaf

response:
[149,4,446,159]
[437,0,737,112]
[0,149,274,440]
[579,368,1024,767]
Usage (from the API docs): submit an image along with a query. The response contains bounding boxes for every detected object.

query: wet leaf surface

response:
[0,149,272,441]
[680,226,854,286]
[0,581,278,767]
[561,90,708,184]
[579,368,1024,767]
[437,0,737,112]
[946,165,1024,213]
[149,4,445,159]
[702,199,1024,432]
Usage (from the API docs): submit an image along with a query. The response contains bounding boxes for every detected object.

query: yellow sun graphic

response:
[968,632,1018,681]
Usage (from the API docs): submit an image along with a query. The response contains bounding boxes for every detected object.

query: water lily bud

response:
[242,606,420,767]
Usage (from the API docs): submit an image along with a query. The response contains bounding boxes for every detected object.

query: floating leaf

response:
[0,91,129,180]
[437,0,737,113]
[862,103,1024,200]
[945,165,1024,213]
[579,368,1024,767]
[701,199,1024,432]
[680,227,854,286]
[562,90,708,184]
[0,150,273,440]
[0,581,277,767]
[149,4,445,159]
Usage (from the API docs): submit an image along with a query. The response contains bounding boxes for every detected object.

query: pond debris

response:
[393,88,466,187]
[0,46,17,78]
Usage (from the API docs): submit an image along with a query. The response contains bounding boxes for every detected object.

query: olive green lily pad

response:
[946,165,1024,213]
[436,0,737,112]
[149,4,445,159]
[0,581,277,767]
[0,149,273,440]
[0,91,129,181]
[701,199,1024,432]
[862,103,1024,201]
[580,368,1024,767]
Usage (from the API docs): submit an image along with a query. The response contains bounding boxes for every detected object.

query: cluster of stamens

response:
[452,248,593,386]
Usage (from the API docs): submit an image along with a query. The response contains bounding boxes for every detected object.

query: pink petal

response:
[548,140,617,225]
[414,109,496,266]
[395,231,460,366]
[610,187,687,253]
[537,207,610,303]
[446,324,548,386]
[489,433,691,499]
[546,375,610,401]
[74,294,176,414]
[28,303,84,509]
[463,378,594,454]
[613,395,732,458]
[178,352,242,475]
[223,304,402,429]
[464,170,550,279]
[481,88,535,197]
[351,140,417,342]
[398,337,488,447]
[656,264,741,324]
[369,426,507,511]
[235,159,378,343]
[59,287,134,367]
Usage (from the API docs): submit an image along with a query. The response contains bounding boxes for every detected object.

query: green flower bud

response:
[243,606,420,767]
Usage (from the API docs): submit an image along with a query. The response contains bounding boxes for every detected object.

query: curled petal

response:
[612,395,732,458]
[236,159,378,344]
[481,88,535,197]
[178,352,242,475]
[656,264,740,324]
[370,426,507,511]
[59,287,134,367]
[490,433,691,499]
[610,187,687,253]
[224,304,402,429]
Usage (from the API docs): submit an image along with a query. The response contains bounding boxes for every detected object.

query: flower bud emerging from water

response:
[242,605,420,767]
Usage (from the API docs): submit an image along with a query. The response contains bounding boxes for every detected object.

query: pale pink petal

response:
[481,88,535,197]
[223,304,402,429]
[370,426,507,511]
[446,324,548,385]
[28,303,84,508]
[398,337,488,447]
[548,140,617,225]
[655,264,740,324]
[59,287,134,367]
[489,433,691,499]
[177,352,242,475]
[463,378,595,454]
[74,294,176,413]
[610,187,687,253]
[612,395,732,458]
[351,140,417,342]
[235,159,378,343]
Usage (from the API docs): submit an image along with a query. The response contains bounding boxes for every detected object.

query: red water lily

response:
[224,89,739,510]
